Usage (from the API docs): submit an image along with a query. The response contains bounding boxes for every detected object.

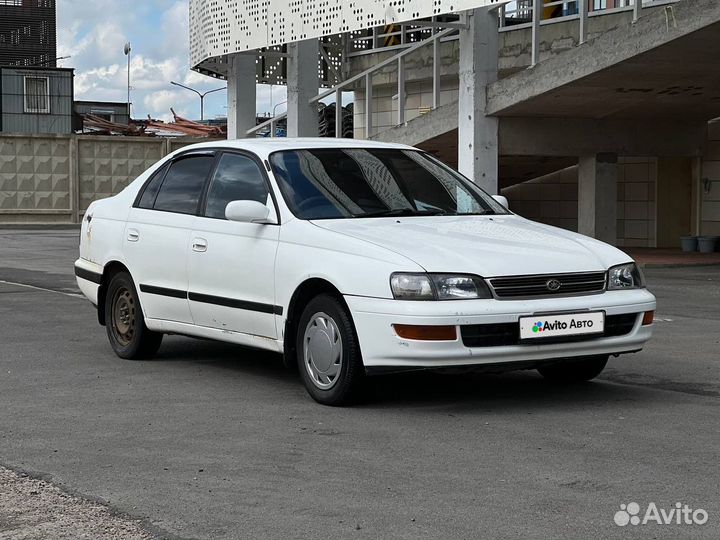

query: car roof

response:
[175,137,418,156]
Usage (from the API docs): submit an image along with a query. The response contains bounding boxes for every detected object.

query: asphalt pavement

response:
[0,228,718,540]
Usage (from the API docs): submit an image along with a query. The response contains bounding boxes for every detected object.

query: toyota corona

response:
[75,139,656,405]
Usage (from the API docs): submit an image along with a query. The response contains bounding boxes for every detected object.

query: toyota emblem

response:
[546,279,562,292]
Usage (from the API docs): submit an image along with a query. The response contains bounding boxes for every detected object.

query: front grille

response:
[489,272,606,299]
[460,313,639,348]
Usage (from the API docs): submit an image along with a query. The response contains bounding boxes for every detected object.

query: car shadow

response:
[155,335,658,411]
[155,335,295,383]
[362,370,645,411]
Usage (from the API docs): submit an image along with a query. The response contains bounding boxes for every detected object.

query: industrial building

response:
[0,65,73,134]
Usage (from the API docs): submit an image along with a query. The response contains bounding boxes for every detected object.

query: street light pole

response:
[123,42,132,118]
[170,81,227,121]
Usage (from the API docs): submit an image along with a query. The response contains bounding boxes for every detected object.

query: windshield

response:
[269,148,508,220]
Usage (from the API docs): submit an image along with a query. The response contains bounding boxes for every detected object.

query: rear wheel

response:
[105,271,163,359]
[296,294,364,406]
[537,355,609,382]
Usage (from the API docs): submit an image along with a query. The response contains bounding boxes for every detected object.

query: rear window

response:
[153,155,215,215]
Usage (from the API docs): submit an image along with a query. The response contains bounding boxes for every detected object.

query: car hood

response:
[310,215,631,277]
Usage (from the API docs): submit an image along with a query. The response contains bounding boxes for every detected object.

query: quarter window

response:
[24,76,50,113]
[204,153,269,219]
[136,164,168,209]
[153,155,215,215]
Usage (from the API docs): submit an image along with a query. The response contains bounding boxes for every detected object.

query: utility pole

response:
[170,82,227,121]
[123,42,132,118]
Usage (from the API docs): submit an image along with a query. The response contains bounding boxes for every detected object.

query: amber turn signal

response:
[641,311,654,326]
[393,324,457,341]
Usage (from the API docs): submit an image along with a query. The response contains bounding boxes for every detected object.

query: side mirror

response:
[225,200,276,224]
[492,195,509,210]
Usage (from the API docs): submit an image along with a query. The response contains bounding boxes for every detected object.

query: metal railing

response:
[346,16,465,56]
[501,0,680,65]
[247,26,458,139]
[247,0,677,139]
[346,0,667,61]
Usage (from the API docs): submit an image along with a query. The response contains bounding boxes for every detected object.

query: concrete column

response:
[457,7,499,194]
[227,53,256,139]
[578,153,618,244]
[286,39,319,137]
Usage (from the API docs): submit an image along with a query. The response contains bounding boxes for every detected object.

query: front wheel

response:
[105,271,163,359]
[537,355,609,382]
[296,294,364,406]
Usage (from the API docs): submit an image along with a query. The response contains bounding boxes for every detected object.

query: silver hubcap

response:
[303,312,343,390]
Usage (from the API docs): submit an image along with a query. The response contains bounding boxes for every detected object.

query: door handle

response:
[127,229,139,242]
[192,238,208,252]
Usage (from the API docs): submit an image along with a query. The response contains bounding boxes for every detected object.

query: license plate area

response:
[519,311,605,341]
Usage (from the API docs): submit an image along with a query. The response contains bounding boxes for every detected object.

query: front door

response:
[188,151,280,338]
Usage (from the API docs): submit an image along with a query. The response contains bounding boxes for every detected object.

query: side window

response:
[136,164,168,209]
[153,155,215,215]
[204,153,269,219]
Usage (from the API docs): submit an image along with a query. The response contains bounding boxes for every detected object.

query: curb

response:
[0,224,81,230]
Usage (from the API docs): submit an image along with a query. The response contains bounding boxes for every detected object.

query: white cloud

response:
[143,90,193,121]
[58,0,226,120]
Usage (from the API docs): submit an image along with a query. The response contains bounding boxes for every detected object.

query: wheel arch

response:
[97,260,132,326]
[283,277,350,369]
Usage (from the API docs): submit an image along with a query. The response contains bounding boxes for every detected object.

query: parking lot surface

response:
[0,228,718,539]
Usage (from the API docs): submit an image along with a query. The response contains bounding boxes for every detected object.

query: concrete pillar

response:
[458,7,499,194]
[227,53,257,139]
[287,39,319,137]
[578,153,618,244]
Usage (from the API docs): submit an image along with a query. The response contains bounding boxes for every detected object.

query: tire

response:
[296,294,364,406]
[537,355,609,382]
[104,271,163,360]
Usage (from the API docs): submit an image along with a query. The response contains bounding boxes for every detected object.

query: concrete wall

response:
[0,134,204,224]
[701,121,720,235]
[502,157,658,247]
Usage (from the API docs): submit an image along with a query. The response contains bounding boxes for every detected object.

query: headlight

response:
[390,273,492,300]
[389,273,434,300]
[607,263,645,290]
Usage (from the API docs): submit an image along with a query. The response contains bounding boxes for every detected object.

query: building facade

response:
[0,0,57,67]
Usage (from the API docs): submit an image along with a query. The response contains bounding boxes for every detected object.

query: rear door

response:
[123,152,216,323]
[187,151,280,337]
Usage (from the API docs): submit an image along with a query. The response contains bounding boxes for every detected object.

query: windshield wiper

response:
[356,208,447,218]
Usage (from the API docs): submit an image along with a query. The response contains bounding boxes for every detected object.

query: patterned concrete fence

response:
[0,134,206,224]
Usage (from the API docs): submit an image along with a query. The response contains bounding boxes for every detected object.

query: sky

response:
[56,0,286,122]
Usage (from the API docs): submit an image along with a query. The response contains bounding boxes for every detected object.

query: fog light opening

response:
[393,324,457,341]
[642,310,654,326]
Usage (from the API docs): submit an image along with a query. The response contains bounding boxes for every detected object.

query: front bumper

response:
[345,289,656,370]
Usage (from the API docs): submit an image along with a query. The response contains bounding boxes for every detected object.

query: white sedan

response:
[75,139,656,405]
